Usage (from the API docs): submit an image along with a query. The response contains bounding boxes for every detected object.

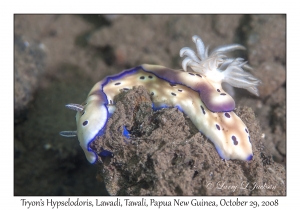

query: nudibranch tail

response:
[60,35,257,164]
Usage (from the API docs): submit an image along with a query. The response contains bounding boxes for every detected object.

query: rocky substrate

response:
[92,86,286,195]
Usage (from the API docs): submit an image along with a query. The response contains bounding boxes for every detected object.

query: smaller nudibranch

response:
[60,35,260,164]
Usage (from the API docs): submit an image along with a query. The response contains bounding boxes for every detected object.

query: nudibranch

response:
[60,35,260,164]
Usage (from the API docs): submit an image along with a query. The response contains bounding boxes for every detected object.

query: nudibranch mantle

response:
[60,35,260,164]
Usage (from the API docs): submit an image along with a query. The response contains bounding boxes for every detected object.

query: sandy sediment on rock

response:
[91,86,286,196]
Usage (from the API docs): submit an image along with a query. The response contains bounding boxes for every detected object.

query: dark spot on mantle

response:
[201,105,206,115]
[225,113,230,118]
[83,120,88,126]
[232,135,238,145]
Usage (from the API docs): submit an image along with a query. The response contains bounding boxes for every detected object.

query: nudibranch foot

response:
[99,149,114,158]
[122,125,131,139]
[247,155,253,161]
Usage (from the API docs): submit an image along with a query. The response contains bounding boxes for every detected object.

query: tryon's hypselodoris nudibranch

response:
[60,35,260,164]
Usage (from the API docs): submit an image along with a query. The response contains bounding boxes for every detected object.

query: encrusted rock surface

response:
[92,87,285,195]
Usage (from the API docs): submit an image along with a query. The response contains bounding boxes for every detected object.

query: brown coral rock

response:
[92,86,286,195]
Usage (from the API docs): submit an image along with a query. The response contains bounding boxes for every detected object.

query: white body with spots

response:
[74,65,253,163]
[61,35,260,163]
